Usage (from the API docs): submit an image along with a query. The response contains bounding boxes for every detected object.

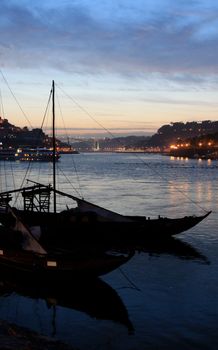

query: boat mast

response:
[52,80,56,214]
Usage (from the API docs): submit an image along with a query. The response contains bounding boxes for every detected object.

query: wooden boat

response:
[0,208,133,283]
[0,204,134,281]
[0,180,211,248]
[0,247,133,282]
[0,81,211,250]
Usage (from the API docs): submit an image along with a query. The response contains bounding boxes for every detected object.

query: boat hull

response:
[0,248,132,282]
[0,209,210,248]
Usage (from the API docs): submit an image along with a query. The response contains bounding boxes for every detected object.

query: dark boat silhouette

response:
[0,207,134,282]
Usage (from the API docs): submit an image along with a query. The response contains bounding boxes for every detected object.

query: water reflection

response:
[0,236,209,347]
[110,236,209,264]
[0,276,134,335]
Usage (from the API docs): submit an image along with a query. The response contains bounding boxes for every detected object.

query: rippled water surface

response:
[0,153,218,349]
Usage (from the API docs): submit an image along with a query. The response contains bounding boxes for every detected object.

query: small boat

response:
[57,146,79,154]
[0,247,132,282]
[58,149,79,154]
[0,206,133,282]
[15,147,60,162]
[0,81,211,251]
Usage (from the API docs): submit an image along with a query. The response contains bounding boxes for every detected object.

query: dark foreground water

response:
[0,153,217,349]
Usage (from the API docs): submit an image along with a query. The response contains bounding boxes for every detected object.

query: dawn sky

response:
[1,0,218,135]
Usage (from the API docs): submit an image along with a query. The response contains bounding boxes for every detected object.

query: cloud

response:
[1,0,218,80]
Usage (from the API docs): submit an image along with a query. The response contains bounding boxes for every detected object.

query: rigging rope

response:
[0,89,5,118]
[57,165,83,198]
[14,161,32,205]
[0,69,33,129]
[0,76,209,214]
[3,161,7,192]
[0,73,52,206]
[13,89,53,205]
[120,152,209,213]
[56,84,209,214]
[9,160,16,195]
[40,88,52,130]
[56,92,84,199]
[118,267,141,291]
[57,84,119,139]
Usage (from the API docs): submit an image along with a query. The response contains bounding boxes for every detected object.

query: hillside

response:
[2,116,218,152]
[147,120,218,147]
[71,120,218,151]
[0,116,65,149]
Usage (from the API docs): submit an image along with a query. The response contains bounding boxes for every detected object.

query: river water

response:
[0,153,217,349]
